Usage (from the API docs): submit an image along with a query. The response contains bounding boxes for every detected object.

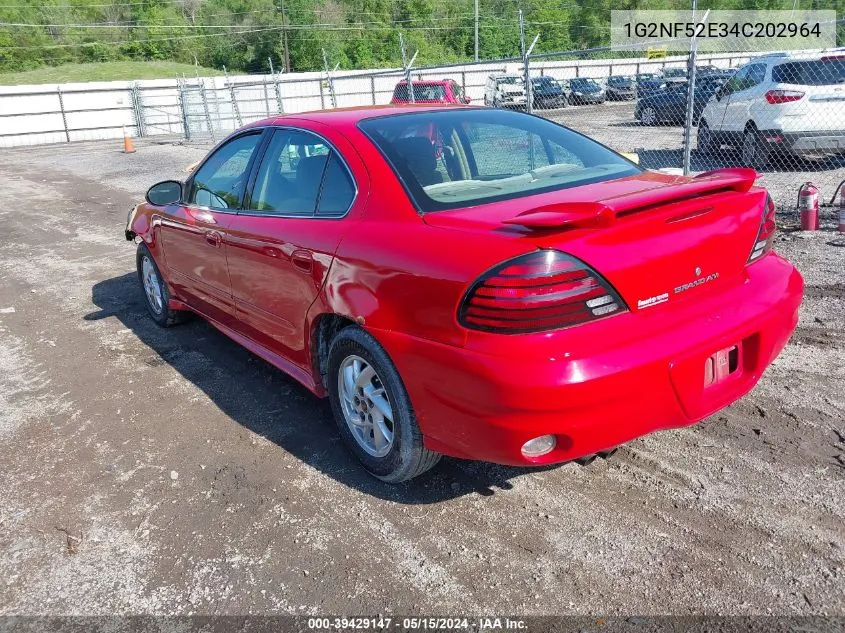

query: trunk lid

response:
[424,169,766,313]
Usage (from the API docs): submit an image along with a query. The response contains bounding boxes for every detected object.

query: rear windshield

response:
[772,59,845,86]
[358,109,640,213]
[393,83,447,101]
[570,78,599,89]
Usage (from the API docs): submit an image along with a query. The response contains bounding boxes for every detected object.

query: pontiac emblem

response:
[695,266,702,276]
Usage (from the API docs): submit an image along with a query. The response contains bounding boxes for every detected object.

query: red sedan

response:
[126,105,803,482]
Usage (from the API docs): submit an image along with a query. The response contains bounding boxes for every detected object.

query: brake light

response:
[458,250,627,334]
[764,90,804,104]
[747,195,776,264]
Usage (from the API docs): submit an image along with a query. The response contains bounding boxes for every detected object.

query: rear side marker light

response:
[521,435,556,458]
[747,195,777,264]
[764,90,804,104]
[458,250,628,334]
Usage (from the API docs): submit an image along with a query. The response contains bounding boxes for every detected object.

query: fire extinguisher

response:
[797,181,819,231]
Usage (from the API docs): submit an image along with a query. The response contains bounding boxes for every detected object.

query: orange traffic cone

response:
[122,125,136,154]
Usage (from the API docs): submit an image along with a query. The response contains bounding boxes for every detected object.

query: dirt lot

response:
[0,124,843,617]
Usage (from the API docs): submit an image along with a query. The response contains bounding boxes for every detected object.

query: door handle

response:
[205,230,222,247]
[291,250,313,273]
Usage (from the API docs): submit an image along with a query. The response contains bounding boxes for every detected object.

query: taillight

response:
[747,195,776,264]
[764,90,804,104]
[458,250,627,334]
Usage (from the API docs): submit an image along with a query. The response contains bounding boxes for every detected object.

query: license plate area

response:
[703,344,740,387]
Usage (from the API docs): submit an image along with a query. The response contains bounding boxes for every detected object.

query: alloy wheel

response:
[642,107,657,125]
[141,255,164,315]
[338,355,395,458]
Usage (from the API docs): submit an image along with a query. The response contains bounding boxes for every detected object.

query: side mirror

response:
[146,180,182,206]
[464,96,472,104]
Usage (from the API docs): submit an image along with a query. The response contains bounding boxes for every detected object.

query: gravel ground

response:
[0,123,843,618]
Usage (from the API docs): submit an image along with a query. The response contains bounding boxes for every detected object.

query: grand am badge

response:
[675,271,719,294]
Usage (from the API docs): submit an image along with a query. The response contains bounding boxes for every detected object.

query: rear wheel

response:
[327,327,441,483]
[741,126,769,171]
[136,243,188,327]
[641,106,657,125]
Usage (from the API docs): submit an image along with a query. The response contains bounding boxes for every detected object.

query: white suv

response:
[697,51,845,168]
[484,74,528,108]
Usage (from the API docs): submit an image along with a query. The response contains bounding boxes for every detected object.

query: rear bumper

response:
[762,129,845,154]
[371,254,803,466]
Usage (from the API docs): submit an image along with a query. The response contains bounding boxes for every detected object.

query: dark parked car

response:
[566,78,606,104]
[634,77,724,125]
[531,76,567,108]
[636,75,666,96]
[663,67,688,79]
[606,75,636,100]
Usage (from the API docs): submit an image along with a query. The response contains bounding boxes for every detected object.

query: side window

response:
[746,64,766,88]
[727,66,749,93]
[248,129,353,217]
[249,129,329,215]
[189,133,262,210]
[452,81,465,102]
[317,153,355,216]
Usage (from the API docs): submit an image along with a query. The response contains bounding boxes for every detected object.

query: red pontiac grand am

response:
[126,105,803,482]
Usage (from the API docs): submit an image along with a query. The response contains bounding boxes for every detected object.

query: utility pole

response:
[474,0,479,61]
[279,0,290,72]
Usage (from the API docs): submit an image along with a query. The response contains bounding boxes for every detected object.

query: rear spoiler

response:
[501,167,758,230]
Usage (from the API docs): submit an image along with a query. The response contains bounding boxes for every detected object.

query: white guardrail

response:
[0,50,761,148]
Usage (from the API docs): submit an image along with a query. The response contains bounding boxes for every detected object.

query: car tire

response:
[697,120,716,155]
[741,126,769,171]
[327,326,441,483]
[641,106,657,125]
[136,242,189,327]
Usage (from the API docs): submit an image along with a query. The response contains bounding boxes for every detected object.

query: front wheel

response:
[136,242,188,327]
[327,327,441,483]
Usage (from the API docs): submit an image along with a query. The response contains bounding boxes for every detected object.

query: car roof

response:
[395,79,452,86]
[244,104,478,129]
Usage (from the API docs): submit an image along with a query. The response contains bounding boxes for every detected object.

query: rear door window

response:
[247,129,354,217]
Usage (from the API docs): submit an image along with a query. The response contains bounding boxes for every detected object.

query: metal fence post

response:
[519,10,538,116]
[200,79,216,144]
[177,79,191,141]
[225,69,243,127]
[263,77,271,116]
[56,86,70,143]
[273,72,285,113]
[131,82,146,138]
[370,76,377,105]
[682,3,708,175]
[322,48,337,109]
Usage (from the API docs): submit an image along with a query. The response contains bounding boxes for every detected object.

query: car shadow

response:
[86,272,561,504]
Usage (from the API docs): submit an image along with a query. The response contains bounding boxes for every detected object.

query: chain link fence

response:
[2,28,843,219]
